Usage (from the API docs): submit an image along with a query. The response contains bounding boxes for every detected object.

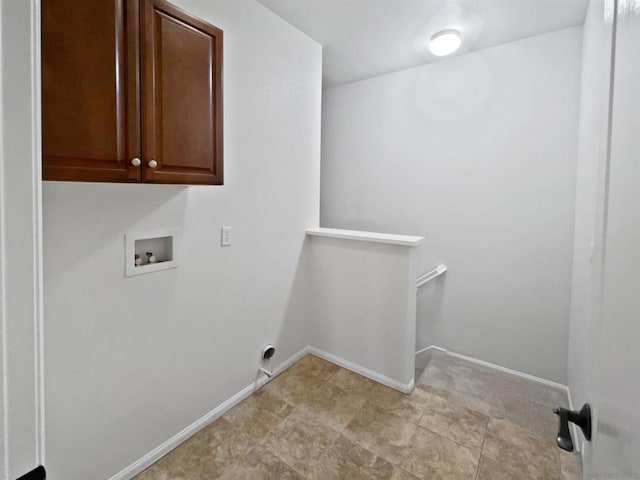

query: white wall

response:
[42,1,321,479]
[321,27,583,384]
[305,235,419,389]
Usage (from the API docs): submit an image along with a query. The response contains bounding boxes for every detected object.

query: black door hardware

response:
[553,403,592,452]
[16,465,45,480]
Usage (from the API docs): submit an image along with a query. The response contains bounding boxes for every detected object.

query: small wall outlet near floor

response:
[221,227,232,246]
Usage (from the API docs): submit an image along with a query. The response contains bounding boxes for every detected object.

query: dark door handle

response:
[554,408,574,451]
[553,403,592,452]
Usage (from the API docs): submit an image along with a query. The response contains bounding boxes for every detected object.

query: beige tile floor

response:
[135,352,581,479]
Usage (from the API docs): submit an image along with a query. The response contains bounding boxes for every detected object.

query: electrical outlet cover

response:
[221,226,232,246]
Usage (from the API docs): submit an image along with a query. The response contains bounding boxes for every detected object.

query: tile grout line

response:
[415,377,566,417]
[258,361,350,479]
[253,405,305,477]
[413,420,484,454]
[474,418,489,480]
[420,352,569,412]
[262,403,343,479]
[138,353,564,480]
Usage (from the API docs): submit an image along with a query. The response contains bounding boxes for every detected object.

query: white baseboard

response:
[415,345,447,356]
[418,345,582,455]
[111,343,570,479]
[110,345,414,479]
[416,345,568,392]
[107,346,309,480]
[307,346,414,394]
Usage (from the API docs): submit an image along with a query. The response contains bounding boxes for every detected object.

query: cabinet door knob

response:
[131,157,141,167]
[148,160,158,168]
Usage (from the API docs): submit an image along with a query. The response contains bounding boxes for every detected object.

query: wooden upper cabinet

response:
[41,0,223,185]
[142,0,223,185]
[42,0,141,182]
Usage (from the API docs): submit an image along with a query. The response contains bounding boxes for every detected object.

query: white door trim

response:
[30,0,46,465]
[0,0,45,476]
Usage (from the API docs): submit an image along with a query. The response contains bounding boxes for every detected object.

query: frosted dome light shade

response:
[429,30,462,56]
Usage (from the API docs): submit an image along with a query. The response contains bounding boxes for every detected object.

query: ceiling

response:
[258,0,590,88]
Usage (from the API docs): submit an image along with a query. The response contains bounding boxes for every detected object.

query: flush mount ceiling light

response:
[429,29,462,56]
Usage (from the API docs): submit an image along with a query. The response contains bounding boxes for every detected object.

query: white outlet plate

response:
[221,226,232,246]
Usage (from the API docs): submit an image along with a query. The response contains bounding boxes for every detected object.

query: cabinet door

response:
[42,0,141,182]
[141,0,223,185]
